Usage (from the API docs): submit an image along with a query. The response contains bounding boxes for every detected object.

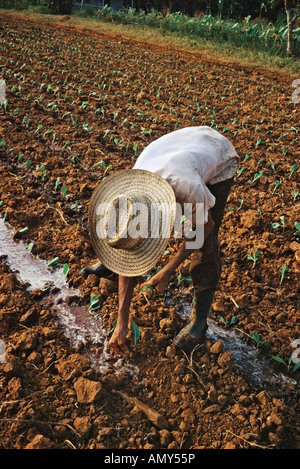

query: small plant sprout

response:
[269,161,276,172]
[176,271,192,286]
[109,319,141,349]
[272,215,285,232]
[228,197,244,212]
[90,160,106,171]
[256,137,265,146]
[237,198,244,210]
[280,264,289,284]
[271,355,300,374]
[293,189,299,201]
[89,295,101,311]
[247,249,260,269]
[272,179,281,194]
[27,242,34,253]
[61,186,68,199]
[47,257,59,268]
[220,315,238,327]
[36,164,47,182]
[252,331,269,348]
[54,179,61,192]
[289,164,298,178]
[18,227,29,235]
[252,171,264,184]
[63,263,69,279]
[294,221,300,237]
[71,200,82,213]
[237,166,247,177]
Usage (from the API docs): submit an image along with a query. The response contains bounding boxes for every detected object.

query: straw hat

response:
[89,169,176,277]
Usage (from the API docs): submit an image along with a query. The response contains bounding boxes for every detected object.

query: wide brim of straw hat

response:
[89,169,176,277]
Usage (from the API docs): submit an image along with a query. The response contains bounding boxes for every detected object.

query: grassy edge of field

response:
[1,7,299,77]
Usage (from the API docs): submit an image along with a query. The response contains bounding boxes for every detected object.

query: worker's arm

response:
[108,275,137,356]
[141,210,214,295]
[109,211,214,355]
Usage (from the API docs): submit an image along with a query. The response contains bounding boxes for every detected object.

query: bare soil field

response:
[0,13,299,450]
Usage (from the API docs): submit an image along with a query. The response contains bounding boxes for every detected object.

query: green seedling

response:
[252,171,264,184]
[247,249,260,269]
[140,285,156,298]
[89,295,101,311]
[228,197,243,212]
[271,355,300,374]
[18,227,28,234]
[237,198,244,210]
[130,321,141,349]
[272,215,285,232]
[63,263,69,279]
[252,331,269,348]
[269,161,276,172]
[280,264,289,284]
[61,186,68,199]
[71,200,82,213]
[36,164,47,182]
[177,271,192,286]
[294,221,300,236]
[109,319,141,349]
[27,242,34,253]
[54,179,61,192]
[47,257,59,268]
[90,160,106,170]
[256,138,265,146]
[102,164,113,179]
[272,179,281,194]
[0,138,6,148]
[293,189,299,201]
[289,164,298,178]
[220,315,238,327]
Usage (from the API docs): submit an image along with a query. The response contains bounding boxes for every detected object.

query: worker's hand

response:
[141,268,171,295]
[108,323,130,357]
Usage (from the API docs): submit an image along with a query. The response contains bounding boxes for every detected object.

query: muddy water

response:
[165,296,295,391]
[0,218,139,376]
[0,218,295,389]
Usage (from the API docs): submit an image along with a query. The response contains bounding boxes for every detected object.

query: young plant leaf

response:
[130,321,141,348]
[47,257,59,267]
[271,355,287,367]
[89,295,100,311]
[108,318,118,335]
[27,242,34,252]
[63,263,69,279]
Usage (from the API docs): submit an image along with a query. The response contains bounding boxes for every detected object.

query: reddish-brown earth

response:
[0,13,299,449]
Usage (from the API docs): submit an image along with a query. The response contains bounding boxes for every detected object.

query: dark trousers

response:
[189,177,234,294]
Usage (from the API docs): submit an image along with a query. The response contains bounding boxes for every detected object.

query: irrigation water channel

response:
[0,217,295,390]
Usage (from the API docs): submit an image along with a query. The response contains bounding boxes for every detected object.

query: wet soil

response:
[0,13,299,450]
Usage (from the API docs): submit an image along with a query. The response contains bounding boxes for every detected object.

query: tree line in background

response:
[139,0,297,23]
[139,0,300,56]
[0,0,299,55]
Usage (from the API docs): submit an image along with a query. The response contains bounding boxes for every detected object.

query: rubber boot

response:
[175,288,215,353]
[80,260,112,278]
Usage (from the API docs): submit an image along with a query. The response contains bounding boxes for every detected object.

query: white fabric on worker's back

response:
[133,126,240,223]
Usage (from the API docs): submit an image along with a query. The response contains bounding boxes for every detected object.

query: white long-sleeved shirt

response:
[133,126,240,223]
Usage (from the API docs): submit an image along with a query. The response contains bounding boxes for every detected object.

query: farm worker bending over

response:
[83,126,240,356]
